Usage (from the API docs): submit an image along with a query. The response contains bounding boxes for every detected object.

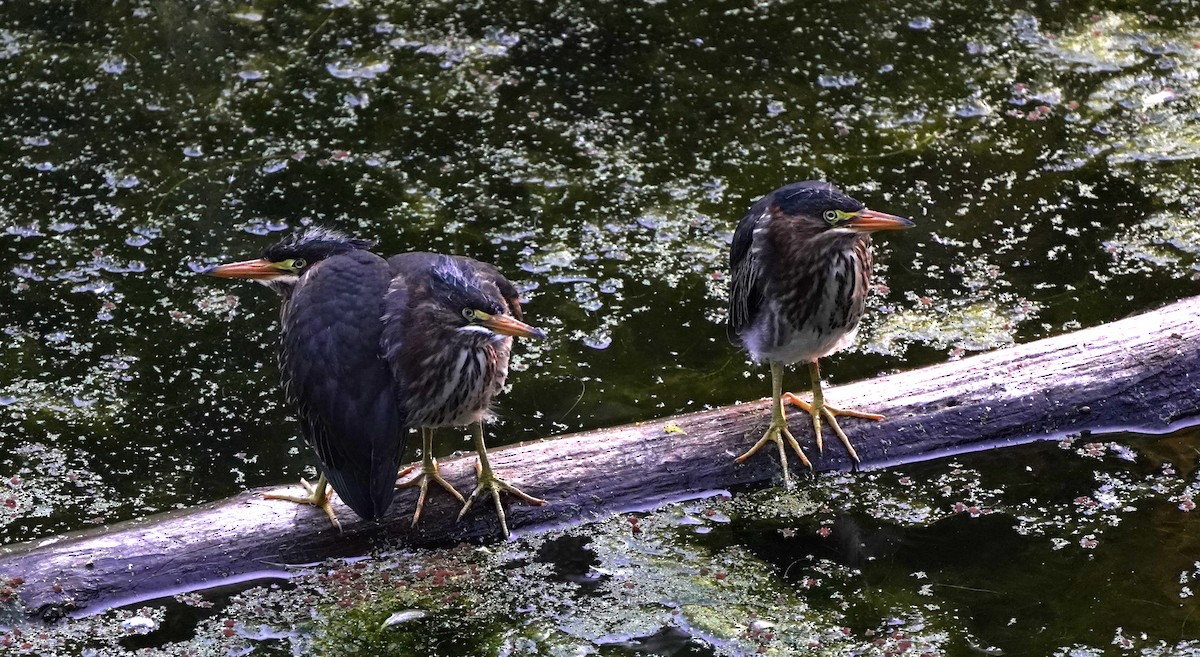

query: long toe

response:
[735,416,789,464]
[434,473,467,503]
[782,391,827,453]
[775,434,793,490]
[783,392,878,461]
[822,411,861,464]
[781,392,816,414]
[457,470,543,538]
[399,459,466,527]
[394,465,416,485]
[734,433,777,464]
[735,417,809,488]
[410,477,431,527]
[496,479,545,506]
[490,488,508,537]
[317,495,342,532]
[825,404,885,422]
[263,477,342,531]
[781,426,812,470]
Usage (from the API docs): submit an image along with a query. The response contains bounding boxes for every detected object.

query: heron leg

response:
[458,422,545,538]
[780,360,882,464]
[396,428,465,527]
[734,361,811,488]
[263,473,341,532]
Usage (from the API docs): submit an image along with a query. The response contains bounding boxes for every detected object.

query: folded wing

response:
[280,250,405,520]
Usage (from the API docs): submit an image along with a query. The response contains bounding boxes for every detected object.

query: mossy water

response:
[6,428,1200,655]
[2,0,1200,654]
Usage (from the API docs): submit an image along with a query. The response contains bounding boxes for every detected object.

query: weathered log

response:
[2,296,1199,620]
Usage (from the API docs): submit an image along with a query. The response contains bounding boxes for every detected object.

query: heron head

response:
[770,181,913,240]
[204,227,376,295]
[427,259,546,340]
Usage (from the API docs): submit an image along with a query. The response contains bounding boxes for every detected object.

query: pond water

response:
[1,0,1199,654]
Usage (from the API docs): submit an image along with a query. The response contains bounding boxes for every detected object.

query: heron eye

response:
[291,258,306,270]
[462,308,475,320]
[822,209,839,223]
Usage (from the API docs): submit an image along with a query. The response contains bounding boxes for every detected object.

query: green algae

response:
[11,429,1200,656]
[3,0,1200,654]
[5,1,1200,541]
[1107,211,1200,277]
[863,299,1039,357]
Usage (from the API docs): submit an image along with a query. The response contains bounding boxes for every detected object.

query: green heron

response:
[207,228,545,536]
[726,181,914,486]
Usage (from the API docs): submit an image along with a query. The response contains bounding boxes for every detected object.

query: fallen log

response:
[2,296,1199,621]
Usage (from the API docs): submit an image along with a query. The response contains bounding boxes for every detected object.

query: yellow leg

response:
[781,360,883,463]
[263,473,341,531]
[734,361,811,488]
[396,428,465,527]
[458,422,545,538]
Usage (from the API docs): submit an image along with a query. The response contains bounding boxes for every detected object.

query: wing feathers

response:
[726,201,771,344]
[280,251,405,520]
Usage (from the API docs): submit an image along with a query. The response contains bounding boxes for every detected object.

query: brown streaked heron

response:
[726,181,914,485]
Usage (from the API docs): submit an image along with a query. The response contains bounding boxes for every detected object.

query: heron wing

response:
[280,250,405,521]
[726,198,771,344]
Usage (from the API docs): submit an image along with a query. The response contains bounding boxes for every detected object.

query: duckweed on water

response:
[6,429,1199,656]
[4,0,1200,539]
[1107,211,1200,278]
[3,1,1200,654]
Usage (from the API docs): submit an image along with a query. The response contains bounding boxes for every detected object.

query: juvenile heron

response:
[726,181,913,485]
[207,228,545,535]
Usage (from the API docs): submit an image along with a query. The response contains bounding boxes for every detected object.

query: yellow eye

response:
[283,258,306,271]
[824,209,855,225]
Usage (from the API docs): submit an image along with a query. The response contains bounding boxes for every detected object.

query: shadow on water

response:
[691,429,1200,655]
[115,578,294,651]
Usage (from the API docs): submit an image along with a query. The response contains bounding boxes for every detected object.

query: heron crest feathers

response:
[263,227,377,263]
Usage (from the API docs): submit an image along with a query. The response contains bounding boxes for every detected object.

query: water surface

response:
[1,0,1199,654]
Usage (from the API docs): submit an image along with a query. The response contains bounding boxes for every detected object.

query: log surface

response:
[3,297,1199,620]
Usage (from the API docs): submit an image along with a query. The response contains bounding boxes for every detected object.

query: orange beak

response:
[844,209,915,233]
[204,258,285,280]
[482,314,546,339]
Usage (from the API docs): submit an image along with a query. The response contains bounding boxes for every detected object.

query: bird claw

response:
[263,477,342,532]
[396,458,465,528]
[782,392,882,463]
[457,460,545,538]
[734,417,812,489]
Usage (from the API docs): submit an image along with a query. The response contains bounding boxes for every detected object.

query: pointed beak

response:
[844,209,915,233]
[204,258,284,280]
[481,313,546,339]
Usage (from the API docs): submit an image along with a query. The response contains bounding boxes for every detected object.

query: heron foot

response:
[263,475,341,532]
[457,460,545,538]
[782,392,882,463]
[734,414,811,489]
[396,457,465,527]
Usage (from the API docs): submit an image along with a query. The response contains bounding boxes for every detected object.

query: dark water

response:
[16,429,1200,655]
[1,0,1199,654]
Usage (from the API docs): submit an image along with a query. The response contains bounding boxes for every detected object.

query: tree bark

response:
[2,297,1199,621]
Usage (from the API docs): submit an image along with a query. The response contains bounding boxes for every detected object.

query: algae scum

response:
[3,0,1200,655]
[7,431,1200,656]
